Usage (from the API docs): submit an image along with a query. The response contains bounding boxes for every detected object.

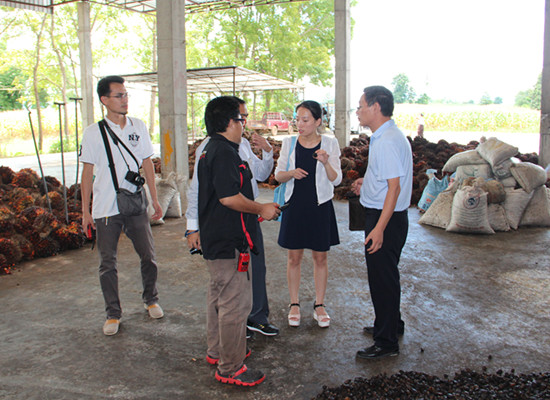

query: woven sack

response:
[519,185,550,227]
[418,189,454,229]
[165,193,182,218]
[417,175,449,212]
[492,159,514,179]
[498,175,517,188]
[476,137,518,167]
[455,164,493,182]
[442,150,486,173]
[446,186,494,234]
[502,188,533,230]
[510,162,547,193]
[487,203,510,232]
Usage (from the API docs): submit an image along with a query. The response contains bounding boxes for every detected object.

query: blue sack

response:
[418,174,449,212]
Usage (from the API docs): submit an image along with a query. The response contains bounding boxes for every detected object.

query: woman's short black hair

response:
[204,96,241,136]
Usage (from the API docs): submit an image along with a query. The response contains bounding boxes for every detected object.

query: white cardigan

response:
[275,134,342,205]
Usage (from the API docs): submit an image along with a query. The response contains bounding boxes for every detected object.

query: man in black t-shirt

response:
[197,96,279,387]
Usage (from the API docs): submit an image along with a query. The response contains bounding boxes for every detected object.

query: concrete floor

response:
[1,187,549,399]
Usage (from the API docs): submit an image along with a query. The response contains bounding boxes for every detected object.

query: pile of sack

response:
[419,137,550,234]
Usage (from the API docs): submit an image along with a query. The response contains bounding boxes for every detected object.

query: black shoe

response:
[363,326,404,336]
[215,364,265,387]
[247,321,279,336]
[246,328,254,339]
[356,345,399,359]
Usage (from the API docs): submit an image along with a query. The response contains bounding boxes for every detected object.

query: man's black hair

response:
[204,96,241,136]
[295,100,322,121]
[97,75,125,100]
[363,86,394,117]
[229,96,245,105]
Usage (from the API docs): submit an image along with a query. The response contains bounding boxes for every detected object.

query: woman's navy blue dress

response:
[278,140,340,251]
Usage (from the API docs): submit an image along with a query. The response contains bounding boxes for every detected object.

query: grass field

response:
[0,104,541,157]
[393,103,540,133]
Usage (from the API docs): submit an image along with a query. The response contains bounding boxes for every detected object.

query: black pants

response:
[364,208,408,349]
[248,220,270,324]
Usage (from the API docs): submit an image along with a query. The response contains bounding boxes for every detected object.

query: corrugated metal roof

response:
[2,0,309,14]
[122,66,303,94]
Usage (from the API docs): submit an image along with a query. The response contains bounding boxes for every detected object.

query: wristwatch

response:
[185,230,199,238]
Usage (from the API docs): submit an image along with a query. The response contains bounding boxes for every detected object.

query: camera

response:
[125,170,145,187]
[190,248,202,255]
[237,252,250,272]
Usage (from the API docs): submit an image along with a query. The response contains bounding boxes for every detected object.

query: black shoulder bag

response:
[99,119,148,216]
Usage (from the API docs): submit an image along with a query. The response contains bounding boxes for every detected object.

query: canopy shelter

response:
[121,66,304,94]
[2,0,351,203]
[0,0,308,14]
[122,66,303,141]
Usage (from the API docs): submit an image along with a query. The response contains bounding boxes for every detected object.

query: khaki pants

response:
[206,251,252,375]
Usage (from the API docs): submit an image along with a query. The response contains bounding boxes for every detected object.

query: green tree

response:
[416,93,430,104]
[0,66,25,110]
[494,96,503,105]
[480,93,492,105]
[515,73,541,110]
[530,73,541,110]
[186,1,335,116]
[391,73,415,104]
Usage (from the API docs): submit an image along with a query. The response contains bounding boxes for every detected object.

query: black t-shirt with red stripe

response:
[198,133,257,260]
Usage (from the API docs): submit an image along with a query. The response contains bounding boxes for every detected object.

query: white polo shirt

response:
[80,116,154,219]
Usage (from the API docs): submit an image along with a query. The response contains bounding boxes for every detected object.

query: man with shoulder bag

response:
[80,75,164,336]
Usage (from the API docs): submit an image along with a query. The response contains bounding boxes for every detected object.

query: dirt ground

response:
[1,187,549,399]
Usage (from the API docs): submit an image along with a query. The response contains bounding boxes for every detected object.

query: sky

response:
[307,0,545,105]
[4,0,544,107]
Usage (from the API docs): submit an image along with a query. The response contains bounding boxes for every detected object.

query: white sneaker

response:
[145,303,164,319]
[103,319,120,335]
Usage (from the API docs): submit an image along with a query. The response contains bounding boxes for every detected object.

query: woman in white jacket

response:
[274,100,342,328]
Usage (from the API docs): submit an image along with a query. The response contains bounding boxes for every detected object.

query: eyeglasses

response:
[233,118,246,124]
[107,92,129,99]
[356,106,362,111]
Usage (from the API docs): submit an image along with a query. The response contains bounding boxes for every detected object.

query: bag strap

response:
[285,136,297,171]
[99,120,120,192]
[101,119,141,170]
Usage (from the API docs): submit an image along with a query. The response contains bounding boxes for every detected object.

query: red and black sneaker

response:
[206,348,251,365]
[215,364,265,387]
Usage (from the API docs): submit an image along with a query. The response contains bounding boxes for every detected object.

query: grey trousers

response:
[206,252,252,375]
[95,212,159,320]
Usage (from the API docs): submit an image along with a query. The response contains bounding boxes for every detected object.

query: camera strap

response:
[99,119,143,193]
[99,120,121,192]
[100,119,141,171]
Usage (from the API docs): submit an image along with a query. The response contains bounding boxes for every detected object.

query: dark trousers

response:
[364,208,408,349]
[95,212,159,319]
[248,220,270,324]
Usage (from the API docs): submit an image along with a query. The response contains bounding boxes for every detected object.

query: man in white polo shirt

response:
[352,86,413,359]
[80,75,163,336]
